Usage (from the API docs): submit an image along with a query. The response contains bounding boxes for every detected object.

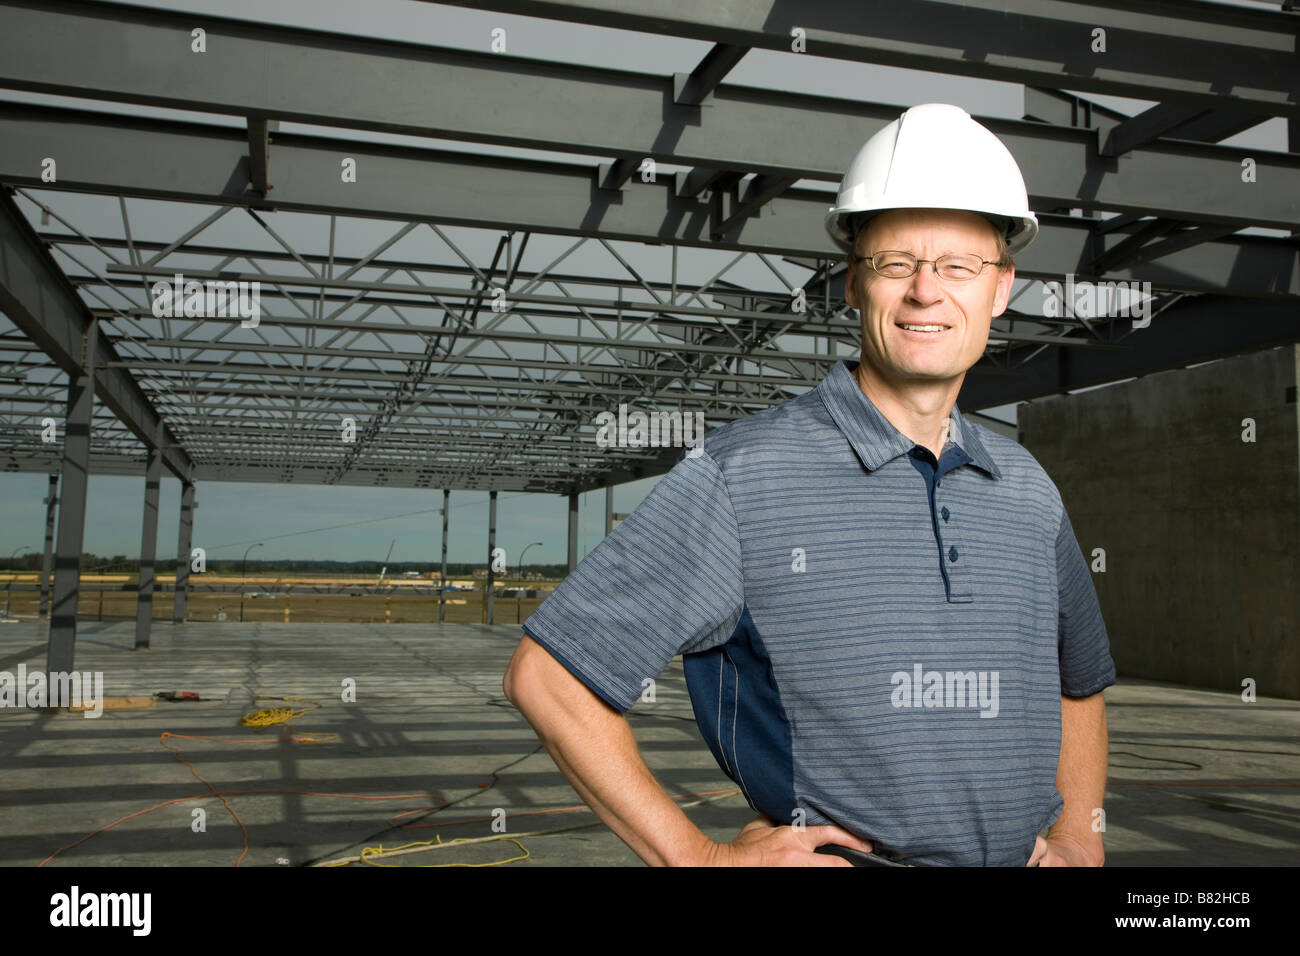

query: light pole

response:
[239,542,263,623]
[4,545,30,618]
[517,541,542,623]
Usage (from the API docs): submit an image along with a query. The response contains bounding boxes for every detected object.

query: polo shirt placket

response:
[907,444,973,603]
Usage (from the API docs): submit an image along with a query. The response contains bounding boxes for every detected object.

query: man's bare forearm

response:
[503,635,717,866]
[1049,691,1108,863]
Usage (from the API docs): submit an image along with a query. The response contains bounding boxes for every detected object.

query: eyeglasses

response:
[852,251,998,282]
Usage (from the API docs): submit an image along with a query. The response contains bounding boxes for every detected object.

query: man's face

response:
[844,209,1015,389]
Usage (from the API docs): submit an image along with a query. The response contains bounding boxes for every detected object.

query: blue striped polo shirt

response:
[521,358,1116,866]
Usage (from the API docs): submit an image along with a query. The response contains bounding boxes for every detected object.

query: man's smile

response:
[895,321,952,336]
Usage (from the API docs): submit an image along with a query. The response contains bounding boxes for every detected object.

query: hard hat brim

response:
[827,207,1038,257]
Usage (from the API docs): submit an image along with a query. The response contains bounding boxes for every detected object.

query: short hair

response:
[845,211,1013,272]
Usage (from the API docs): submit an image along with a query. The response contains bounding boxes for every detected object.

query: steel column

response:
[438,488,449,624]
[172,480,194,622]
[567,492,579,573]
[38,473,57,618]
[47,317,97,676]
[486,490,497,625]
[133,435,162,650]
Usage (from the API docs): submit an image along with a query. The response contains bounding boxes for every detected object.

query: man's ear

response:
[990,264,1015,318]
[844,261,859,310]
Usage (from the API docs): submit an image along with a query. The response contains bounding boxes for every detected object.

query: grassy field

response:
[0,573,552,626]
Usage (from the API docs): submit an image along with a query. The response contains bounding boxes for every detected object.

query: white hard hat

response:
[825,103,1038,256]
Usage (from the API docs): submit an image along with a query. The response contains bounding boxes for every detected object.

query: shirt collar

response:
[816,359,1002,480]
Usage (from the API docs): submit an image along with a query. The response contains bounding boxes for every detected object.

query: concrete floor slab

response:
[0,620,1296,866]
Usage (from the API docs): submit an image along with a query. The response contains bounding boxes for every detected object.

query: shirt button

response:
[948,546,959,562]
[941,506,950,522]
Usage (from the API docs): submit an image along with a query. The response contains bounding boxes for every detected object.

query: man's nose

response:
[905,260,946,303]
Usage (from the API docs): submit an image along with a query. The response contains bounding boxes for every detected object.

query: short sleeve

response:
[1055,506,1117,697]
[521,450,746,712]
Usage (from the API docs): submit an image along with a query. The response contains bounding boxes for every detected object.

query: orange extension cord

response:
[39,728,741,867]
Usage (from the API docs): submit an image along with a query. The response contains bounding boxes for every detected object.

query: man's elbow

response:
[503,641,524,704]
[503,635,545,708]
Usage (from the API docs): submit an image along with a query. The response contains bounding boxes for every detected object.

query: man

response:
[504,103,1115,866]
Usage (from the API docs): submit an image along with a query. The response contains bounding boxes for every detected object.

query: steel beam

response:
[1092,219,1183,273]
[431,0,1300,119]
[5,106,1297,298]
[1119,224,1244,269]
[2,4,1299,235]
[52,232,823,298]
[0,449,628,491]
[1025,87,1267,155]
[959,295,1300,408]
[101,358,829,389]
[98,264,840,328]
[102,325,871,362]
[119,392,765,424]
[247,117,277,197]
[572,443,682,494]
[717,175,801,234]
[99,332,1107,379]
[675,167,727,200]
[674,43,748,106]
[597,158,640,192]
[1101,103,1216,158]
[0,192,194,480]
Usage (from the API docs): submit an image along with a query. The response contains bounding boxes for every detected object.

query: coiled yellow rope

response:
[239,694,318,725]
[239,695,338,742]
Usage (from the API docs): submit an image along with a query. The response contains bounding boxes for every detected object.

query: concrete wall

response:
[1018,345,1299,699]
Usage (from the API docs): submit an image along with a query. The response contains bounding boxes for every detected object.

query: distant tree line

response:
[0,552,567,578]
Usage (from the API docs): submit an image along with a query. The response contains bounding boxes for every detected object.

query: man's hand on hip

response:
[1027,831,1104,867]
[703,813,873,866]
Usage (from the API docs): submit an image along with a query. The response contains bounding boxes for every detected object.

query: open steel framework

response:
[0,0,1297,657]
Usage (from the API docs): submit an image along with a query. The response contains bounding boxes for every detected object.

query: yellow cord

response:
[355,834,531,868]
[239,695,319,726]
[316,790,742,868]
[239,696,338,742]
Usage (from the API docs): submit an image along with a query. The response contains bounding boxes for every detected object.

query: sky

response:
[0,0,1288,567]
